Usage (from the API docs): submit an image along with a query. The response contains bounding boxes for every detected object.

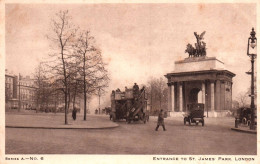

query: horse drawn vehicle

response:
[183,103,205,126]
[110,83,149,123]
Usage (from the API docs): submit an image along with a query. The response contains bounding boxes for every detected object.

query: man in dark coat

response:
[133,83,139,99]
[72,108,77,120]
[155,109,166,131]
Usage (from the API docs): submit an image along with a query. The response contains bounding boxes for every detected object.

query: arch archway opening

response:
[189,88,201,104]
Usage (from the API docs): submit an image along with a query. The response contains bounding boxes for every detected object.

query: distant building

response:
[5,69,82,112]
[5,70,38,111]
[5,69,19,110]
[18,75,37,110]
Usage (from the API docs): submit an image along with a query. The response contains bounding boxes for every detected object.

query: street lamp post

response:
[247,27,257,130]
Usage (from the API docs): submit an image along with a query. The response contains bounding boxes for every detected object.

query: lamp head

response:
[250,28,257,49]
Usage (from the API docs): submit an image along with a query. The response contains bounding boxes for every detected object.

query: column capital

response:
[220,80,225,84]
[178,81,184,86]
[167,82,176,86]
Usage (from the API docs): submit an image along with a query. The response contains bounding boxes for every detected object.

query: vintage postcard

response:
[0,0,259,163]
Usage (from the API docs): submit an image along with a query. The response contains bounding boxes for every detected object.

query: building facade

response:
[5,70,19,110]
[5,70,37,111]
[19,75,37,110]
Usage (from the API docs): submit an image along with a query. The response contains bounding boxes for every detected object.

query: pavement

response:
[231,124,257,134]
[5,112,119,129]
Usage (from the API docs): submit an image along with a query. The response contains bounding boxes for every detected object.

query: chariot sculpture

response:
[185,31,207,57]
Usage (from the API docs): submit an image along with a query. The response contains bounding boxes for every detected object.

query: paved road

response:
[6,116,256,154]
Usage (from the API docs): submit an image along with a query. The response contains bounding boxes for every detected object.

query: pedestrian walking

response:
[155,109,166,131]
[72,108,77,120]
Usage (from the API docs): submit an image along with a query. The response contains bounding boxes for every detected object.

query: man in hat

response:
[155,109,166,131]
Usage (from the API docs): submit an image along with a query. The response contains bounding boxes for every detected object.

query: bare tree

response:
[34,63,47,113]
[147,77,168,115]
[236,92,250,108]
[47,10,77,124]
[68,67,82,111]
[73,31,109,120]
[155,77,167,109]
[34,63,61,113]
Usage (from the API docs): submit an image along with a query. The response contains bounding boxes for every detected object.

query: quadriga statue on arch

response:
[185,31,207,57]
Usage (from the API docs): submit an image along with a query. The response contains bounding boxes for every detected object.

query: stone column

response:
[179,83,183,112]
[210,81,215,111]
[202,82,206,104]
[216,80,221,111]
[231,82,233,110]
[168,84,172,111]
[220,81,225,110]
[171,84,175,111]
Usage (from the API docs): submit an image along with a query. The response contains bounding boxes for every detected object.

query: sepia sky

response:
[5,3,256,110]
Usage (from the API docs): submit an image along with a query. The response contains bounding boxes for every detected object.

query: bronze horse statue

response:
[185,43,196,57]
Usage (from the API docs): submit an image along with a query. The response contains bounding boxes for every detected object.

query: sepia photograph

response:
[1,0,259,163]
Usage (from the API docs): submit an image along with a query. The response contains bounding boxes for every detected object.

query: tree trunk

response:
[83,53,87,120]
[64,91,68,124]
[84,92,87,120]
[73,82,78,110]
[61,47,68,124]
[68,88,71,113]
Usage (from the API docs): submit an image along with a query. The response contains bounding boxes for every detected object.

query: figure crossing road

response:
[155,109,166,131]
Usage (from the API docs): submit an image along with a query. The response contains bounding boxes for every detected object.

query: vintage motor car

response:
[183,103,205,126]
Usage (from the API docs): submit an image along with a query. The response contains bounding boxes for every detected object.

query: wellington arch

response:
[165,32,236,117]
